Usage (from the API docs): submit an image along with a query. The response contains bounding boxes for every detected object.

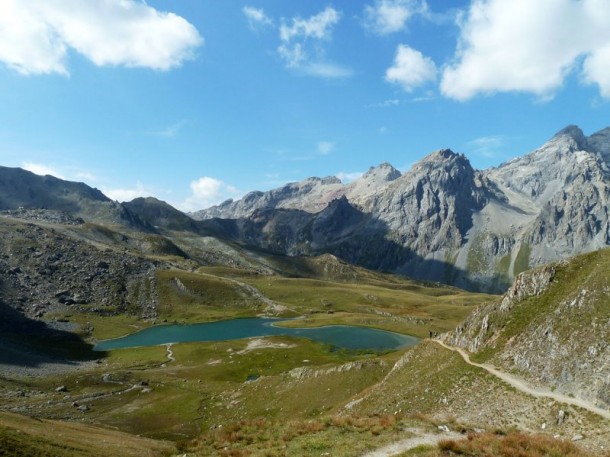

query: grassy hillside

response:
[446,248,610,410]
[0,412,174,457]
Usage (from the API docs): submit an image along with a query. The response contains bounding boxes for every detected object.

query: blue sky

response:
[1,0,610,211]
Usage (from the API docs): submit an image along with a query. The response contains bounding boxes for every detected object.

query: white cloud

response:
[317,141,335,155]
[335,171,363,183]
[276,7,351,79]
[410,91,436,102]
[583,44,610,98]
[440,0,610,100]
[279,7,340,42]
[378,126,388,134]
[0,0,203,75]
[179,176,241,212]
[277,42,307,68]
[21,161,101,184]
[243,6,273,30]
[364,0,427,35]
[103,182,155,202]
[385,44,437,92]
[22,161,65,179]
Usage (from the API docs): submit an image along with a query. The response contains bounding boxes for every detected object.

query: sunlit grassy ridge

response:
[467,248,610,364]
[0,412,174,457]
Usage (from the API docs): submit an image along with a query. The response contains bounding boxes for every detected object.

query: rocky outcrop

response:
[0,219,165,321]
[365,149,487,254]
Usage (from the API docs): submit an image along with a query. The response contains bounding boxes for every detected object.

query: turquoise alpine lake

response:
[94,318,418,351]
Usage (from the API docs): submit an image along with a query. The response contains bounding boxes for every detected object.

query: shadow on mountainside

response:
[199,199,511,293]
[0,300,105,370]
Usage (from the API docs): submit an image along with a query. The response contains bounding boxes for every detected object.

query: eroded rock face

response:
[0,220,163,322]
[364,149,487,255]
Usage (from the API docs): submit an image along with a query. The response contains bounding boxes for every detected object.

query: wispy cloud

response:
[75,171,98,182]
[0,0,203,76]
[370,98,400,108]
[410,91,436,102]
[22,161,66,179]
[363,0,428,35]
[279,7,340,42]
[243,6,273,30]
[302,61,353,78]
[467,135,507,159]
[317,141,335,155]
[146,120,188,138]
[245,6,351,79]
[277,6,346,76]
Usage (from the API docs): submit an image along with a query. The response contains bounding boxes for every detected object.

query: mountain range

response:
[191,125,610,292]
[2,124,609,292]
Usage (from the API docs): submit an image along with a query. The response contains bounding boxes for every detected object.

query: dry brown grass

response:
[438,431,600,457]
[188,413,411,456]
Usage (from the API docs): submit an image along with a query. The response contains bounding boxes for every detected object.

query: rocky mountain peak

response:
[361,162,401,181]
[408,149,474,184]
[551,124,587,149]
[485,124,608,207]
[415,148,466,169]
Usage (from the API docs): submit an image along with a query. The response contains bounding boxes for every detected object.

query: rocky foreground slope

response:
[193,125,610,292]
[0,214,164,324]
[445,247,610,411]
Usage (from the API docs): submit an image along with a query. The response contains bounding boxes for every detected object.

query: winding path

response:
[432,340,610,420]
[161,343,175,367]
[166,343,175,362]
